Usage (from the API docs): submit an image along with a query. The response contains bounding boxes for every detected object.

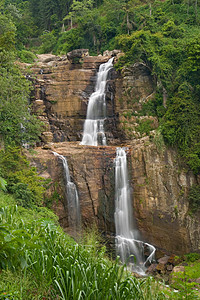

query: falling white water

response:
[80,57,114,146]
[53,152,81,229]
[114,148,155,274]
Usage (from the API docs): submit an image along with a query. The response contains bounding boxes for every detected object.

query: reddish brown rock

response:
[146,263,157,274]
[27,54,119,144]
[21,52,200,256]
[158,256,170,265]
[156,263,166,273]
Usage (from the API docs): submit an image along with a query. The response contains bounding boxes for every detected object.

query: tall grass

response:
[0,200,167,299]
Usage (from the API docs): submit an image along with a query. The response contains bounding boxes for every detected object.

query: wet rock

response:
[156,263,166,273]
[146,263,157,274]
[132,272,144,278]
[155,249,167,260]
[158,256,170,265]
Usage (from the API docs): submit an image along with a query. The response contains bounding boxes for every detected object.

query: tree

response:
[0,6,42,147]
[63,0,94,29]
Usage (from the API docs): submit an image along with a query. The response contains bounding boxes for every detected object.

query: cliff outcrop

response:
[29,53,119,144]
[24,51,200,255]
[27,139,200,255]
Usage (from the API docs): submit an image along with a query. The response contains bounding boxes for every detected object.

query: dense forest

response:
[1,0,200,173]
[1,0,200,298]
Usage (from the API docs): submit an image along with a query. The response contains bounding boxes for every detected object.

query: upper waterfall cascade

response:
[80,57,114,146]
[115,147,156,274]
[53,151,81,230]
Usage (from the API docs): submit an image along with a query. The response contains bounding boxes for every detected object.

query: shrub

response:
[136,119,154,135]
[18,50,36,63]
[0,147,45,207]
[39,31,57,54]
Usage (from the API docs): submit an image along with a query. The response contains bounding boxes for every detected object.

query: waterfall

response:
[114,148,155,274]
[80,57,114,146]
[53,152,81,230]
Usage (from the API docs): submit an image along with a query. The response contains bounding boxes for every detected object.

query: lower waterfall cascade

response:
[80,57,114,146]
[80,58,156,274]
[53,151,81,230]
[114,147,156,274]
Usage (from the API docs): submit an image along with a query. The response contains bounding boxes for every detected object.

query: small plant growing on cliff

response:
[153,128,165,153]
[188,185,200,213]
[136,119,154,136]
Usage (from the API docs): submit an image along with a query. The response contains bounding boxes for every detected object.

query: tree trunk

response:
[195,0,198,21]
[71,16,73,29]
[149,3,152,17]
[127,12,130,35]
[163,87,167,108]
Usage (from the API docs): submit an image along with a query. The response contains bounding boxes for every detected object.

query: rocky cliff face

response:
[27,142,116,239]
[25,52,200,255]
[28,53,120,144]
[130,138,200,254]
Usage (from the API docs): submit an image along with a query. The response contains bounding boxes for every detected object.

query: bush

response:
[0,147,45,207]
[136,119,154,135]
[55,29,83,55]
[185,253,200,262]
[39,31,57,54]
[18,50,36,63]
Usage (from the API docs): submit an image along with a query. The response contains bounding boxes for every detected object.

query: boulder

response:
[36,54,60,63]
[172,266,185,273]
[103,49,122,57]
[41,132,53,143]
[158,256,170,265]
[67,49,89,61]
[146,263,157,274]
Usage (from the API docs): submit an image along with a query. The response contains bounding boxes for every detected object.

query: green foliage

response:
[0,147,45,207]
[136,119,154,135]
[0,51,42,147]
[0,198,167,299]
[0,12,16,51]
[161,94,200,174]
[0,177,7,192]
[18,49,36,63]
[153,128,165,153]
[188,185,200,213]
[38,31,57,54]
[115,1,200,175]
[170,271,199,299]
[55,28,83,54]
[184,253,200,263]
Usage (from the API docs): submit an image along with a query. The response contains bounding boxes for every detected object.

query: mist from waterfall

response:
[114,147,155,274]
[80,57,114,146]
[53,152,81,230]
